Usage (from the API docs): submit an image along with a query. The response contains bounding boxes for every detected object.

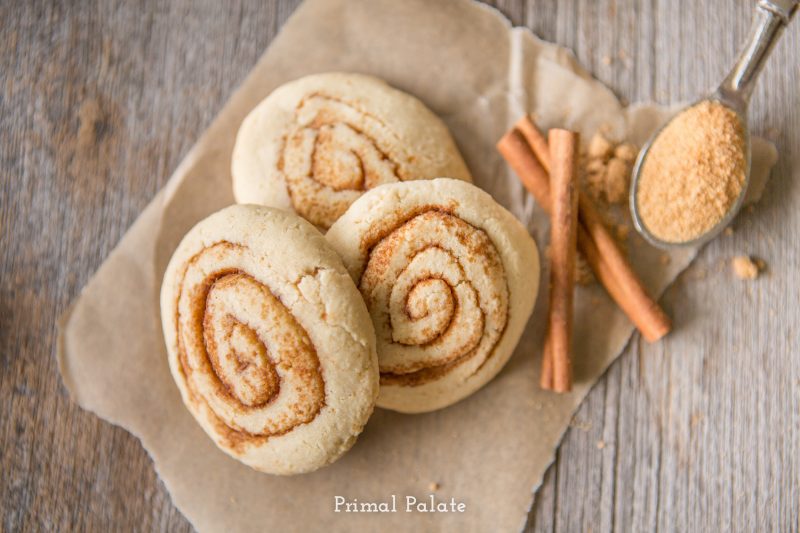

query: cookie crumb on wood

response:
[428,482,440,491]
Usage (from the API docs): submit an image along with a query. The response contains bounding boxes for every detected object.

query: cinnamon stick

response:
[542,129,579,392]
[514,116,552,173]
[515,116,671,341]
[497,117,671,342]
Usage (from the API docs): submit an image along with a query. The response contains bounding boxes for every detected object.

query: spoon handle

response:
[717,0,798,106]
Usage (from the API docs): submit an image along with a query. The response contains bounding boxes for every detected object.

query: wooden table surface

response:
[2,0,798,531]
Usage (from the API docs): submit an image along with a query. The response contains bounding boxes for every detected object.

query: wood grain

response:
[1,1,797,531]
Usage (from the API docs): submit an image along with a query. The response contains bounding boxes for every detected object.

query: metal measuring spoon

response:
[630,0,798,249]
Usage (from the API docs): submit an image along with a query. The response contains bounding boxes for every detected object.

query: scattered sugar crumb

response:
[429,482,440,492]
[596,440,606,449]
[614,143,638,162]
[601,55,612,66]
[584,168,606,203]
[585,157,606,174]
[582,135,636,205]
[588,132,614,159]
[569,416,592,431]
[690,412,703,428]
[659,253,671,266]
[732,256,761,280]
[723,227,734,237]
[604,157,629,203]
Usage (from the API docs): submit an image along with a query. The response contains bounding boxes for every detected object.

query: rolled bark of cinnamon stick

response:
[514,116,552,173]
[497,117,671,342]
[542,129,579,392]
[499,130,553,209]
[497,130,622,292]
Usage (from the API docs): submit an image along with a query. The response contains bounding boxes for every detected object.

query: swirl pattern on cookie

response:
[359,210,508,386]
[232,73,472,230]
[174,241,324,445]
[161,205,379,474]
[280,94,407,228]
[326,179,540,413]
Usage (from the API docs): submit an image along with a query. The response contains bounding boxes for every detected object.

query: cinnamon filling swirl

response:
[358,210,509,386]
[280,94,407,229]
[174,242,325,450]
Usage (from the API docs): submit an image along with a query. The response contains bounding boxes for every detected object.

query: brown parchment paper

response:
[57,0,778,531]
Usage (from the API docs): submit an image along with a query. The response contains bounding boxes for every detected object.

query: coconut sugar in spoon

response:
[630,0,798,249]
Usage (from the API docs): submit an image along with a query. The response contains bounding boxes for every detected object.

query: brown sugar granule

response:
[732,255,761,280]
[588,132,614,159]
[604,157,629,203]
[585,157,606,174]
[583,170,605,203]
[581,133,637,205]
[583,158,606,202]
[636,100,747,243]
[614,143,638,162]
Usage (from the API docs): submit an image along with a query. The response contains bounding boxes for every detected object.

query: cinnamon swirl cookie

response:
[326,179,539,413]
[160,205,378,474]
[231,72,472,230]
